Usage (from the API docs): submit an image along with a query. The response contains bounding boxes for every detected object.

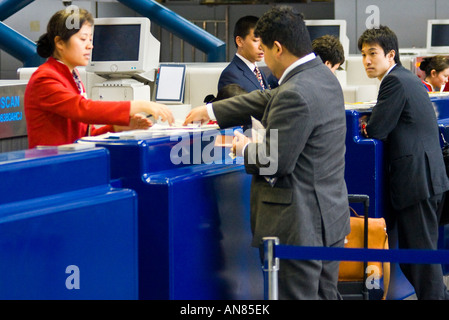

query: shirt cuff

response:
[241,142,250,158]
[206,103,216,121]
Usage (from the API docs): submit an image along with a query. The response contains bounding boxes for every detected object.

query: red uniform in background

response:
[24,57,131,148]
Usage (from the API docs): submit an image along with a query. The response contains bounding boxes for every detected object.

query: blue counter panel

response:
[0,187,138,300]
[431,95,449,120]
[81,128,234,181]
[0,147,112,205]
[80,130,259,299]
[0,147,139,299]
[344,109,385,219]
[131,164,260,300]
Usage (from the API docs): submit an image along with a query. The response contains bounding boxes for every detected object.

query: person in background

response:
[218,15,275,93]
[419,55,449,92]
[204,83,248,104]
[25,8,173,149]
[359,25,449,299]
[312,35,345,74]
[185,6,349,300]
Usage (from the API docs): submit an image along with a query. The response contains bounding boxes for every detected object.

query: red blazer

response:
[422,80,432,92]
[24,57,131,148]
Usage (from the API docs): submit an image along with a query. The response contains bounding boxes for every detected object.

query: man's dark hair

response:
[233,15,259,48]
[312,35,345,67]
[254,6,312,58]
[357,25,401,65]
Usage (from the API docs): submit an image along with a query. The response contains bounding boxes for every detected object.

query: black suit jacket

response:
[217,55,269,93]
[366,65,449,210]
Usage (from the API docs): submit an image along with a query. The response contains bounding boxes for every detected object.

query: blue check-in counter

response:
[437,118,449,276]
[345,107,420,300]
[431,93,449,120]
[348,98,449,299]
[0,147,138,299]
[344,108,385,219]
[79,127,262,300]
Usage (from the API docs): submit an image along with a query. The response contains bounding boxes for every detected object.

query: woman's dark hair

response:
[357,25,401,65]
[419,55,449,76]
[36,7,94,58]
[254,6,312,58]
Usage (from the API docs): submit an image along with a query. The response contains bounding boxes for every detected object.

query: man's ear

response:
[387,49,396,62]
[236,36,244,48]
[273,40,282,56]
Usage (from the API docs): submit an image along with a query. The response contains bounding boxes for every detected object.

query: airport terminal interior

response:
[2,0,449,301]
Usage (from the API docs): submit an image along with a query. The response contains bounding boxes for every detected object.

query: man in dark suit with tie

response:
[359,25,449,299]
[218,15,274,93]
[185,6,349,299]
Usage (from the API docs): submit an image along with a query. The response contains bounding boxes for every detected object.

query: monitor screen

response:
[427,20,449,53]
[306,25,340,41]
[431,24,449,47]
[91,24,141,62]
[87,17,160,80]
[304,20,349,66]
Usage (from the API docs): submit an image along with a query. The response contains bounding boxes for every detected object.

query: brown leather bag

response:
[338,208,390,298]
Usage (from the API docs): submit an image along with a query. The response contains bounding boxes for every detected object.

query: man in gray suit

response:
[184,6,349,299]
[359,26,449,299]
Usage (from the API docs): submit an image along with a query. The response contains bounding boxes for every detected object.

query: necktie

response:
[254,66,266,89]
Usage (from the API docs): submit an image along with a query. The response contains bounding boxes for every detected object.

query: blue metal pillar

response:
[0,0,36,20]
[0,0,43,67]
[0,21,43,67]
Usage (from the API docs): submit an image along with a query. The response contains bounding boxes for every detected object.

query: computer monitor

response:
[305,19,349,62]
[87,17,160,81]
[427,20,449,54]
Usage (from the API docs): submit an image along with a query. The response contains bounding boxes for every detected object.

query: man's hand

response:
[359,115,369,137]
[232,130,251,157]
[183,105,210,126]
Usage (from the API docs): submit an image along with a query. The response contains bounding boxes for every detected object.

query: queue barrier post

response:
[261,237,449,300]
[262,237,280,300]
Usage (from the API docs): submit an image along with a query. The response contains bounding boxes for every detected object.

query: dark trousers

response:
[396,193,449,300]
[275,238,345,300]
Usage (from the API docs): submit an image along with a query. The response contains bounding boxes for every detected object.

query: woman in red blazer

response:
[419,55,449,92]
[25,8,173,148]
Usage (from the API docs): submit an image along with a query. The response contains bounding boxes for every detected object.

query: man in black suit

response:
[185,6,349,299]
[359,26,449,299]
[218,15,275,93]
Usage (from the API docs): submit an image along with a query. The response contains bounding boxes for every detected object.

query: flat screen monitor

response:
[87,17,160,81]
[155,64,186,104]
[427,20,449,54]
[305,20,349,62]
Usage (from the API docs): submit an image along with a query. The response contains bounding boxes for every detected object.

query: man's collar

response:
[380,63,397,83]
[278,53,316,85]
[236,53,257,72]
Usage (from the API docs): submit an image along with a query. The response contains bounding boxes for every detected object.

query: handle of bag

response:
[348,206,390,300]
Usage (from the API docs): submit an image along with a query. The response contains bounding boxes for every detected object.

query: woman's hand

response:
[114,113,153,132]
[130,101,174,125]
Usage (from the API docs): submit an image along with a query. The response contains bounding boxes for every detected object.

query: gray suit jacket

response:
[366,65,449,210]
[213,57,350,247]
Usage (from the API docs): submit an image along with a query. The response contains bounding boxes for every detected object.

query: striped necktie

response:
[253,66,265,89]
